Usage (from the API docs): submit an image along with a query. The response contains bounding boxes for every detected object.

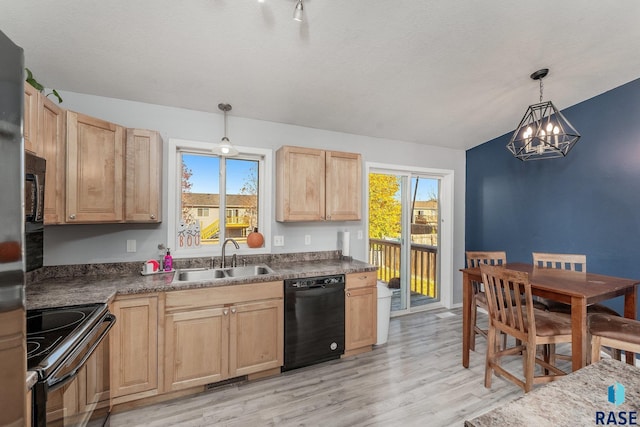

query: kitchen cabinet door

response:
[276,145,362,222]
[345,273,377,355]
[66,111,125,223]
[229,299,283,377]
[47,375,79,425]
[325,150,362,221]
[80,337,110,409]
[276,146,326,221]
[40,95,66,224]
[125,129,162,223]
[110,295,158,401]
[24,82,40,155]
[164,307,229,392]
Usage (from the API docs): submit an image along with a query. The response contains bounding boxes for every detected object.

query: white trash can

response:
[376,282,393,345]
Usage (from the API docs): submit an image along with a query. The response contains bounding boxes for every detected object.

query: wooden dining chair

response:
[466,251,507,351]
[532,252,621,363]
[532,252,619,316]
[481,264,572,392]
[590,313,640,364]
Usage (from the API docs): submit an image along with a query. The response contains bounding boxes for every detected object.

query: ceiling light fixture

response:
[506,68,581,161]
[293,0,304,22]
[213,103,239,157]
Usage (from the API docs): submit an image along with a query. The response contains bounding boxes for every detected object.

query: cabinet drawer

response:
[166,281,283,311]
[346,272,376,290]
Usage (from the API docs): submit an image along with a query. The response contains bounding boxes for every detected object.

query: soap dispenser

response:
[164,248,173,271]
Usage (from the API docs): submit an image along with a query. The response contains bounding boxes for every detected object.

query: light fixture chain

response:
[539,78,544,103]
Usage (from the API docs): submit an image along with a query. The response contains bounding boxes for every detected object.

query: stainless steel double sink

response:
[174,264,275,282]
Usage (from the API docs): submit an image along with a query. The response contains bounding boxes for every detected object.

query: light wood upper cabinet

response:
[125,129,162,223]
[40,96,66,224]
[276,145,361,222]
[24,82,40,155]
[345,272,377,355]
[325,150,362,221]
[66,111,125,223]
[110,295,159,401]
[276,146,325,221]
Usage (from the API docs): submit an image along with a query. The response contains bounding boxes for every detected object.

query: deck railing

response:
[368,238,438,298]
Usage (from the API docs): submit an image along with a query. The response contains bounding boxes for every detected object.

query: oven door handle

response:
[48,314,116,390]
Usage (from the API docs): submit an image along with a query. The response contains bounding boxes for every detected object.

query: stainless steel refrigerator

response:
[0,29,27,425]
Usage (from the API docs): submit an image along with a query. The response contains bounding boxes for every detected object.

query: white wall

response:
[44,91,466,304]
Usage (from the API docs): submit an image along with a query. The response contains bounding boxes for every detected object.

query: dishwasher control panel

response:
[285,274,345,288]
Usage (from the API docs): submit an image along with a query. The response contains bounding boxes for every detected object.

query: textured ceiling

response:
[2,0,640,150]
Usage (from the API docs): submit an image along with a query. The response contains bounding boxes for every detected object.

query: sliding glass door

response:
[368,170,441,314]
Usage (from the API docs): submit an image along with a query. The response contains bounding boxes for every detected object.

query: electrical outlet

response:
[304,235,311,245]
[126,239,136,252]
[274,235,284,246]
[357,230,363,240]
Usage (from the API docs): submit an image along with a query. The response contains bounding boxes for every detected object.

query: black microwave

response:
[25,152,45,271]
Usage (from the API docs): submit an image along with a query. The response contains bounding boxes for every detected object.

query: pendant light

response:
[293,0,304,22]
[506,68,581,161]
[213,103,239,157]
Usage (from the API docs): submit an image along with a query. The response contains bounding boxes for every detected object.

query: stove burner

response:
[27,336,64,360]
[27,340,41,357]
[27,310,87,336]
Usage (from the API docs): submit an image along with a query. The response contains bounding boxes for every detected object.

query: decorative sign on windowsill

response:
[177,221,201,249]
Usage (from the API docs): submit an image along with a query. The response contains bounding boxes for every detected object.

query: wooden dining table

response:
[461,262,639,371]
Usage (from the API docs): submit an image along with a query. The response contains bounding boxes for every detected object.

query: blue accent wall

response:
[466,77,640,315]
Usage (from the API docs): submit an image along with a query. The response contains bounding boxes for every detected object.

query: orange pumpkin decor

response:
[247,228,264,248]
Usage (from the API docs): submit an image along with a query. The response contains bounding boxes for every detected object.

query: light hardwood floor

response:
[111,307,567,427]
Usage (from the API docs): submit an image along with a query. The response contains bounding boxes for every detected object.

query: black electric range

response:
[28,303,115,426]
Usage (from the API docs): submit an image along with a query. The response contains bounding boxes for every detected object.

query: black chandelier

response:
[506,68,581,161]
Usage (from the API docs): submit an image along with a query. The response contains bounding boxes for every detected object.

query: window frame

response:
[167,138,272,257]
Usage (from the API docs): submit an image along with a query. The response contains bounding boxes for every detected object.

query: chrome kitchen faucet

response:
[221,238,240,268]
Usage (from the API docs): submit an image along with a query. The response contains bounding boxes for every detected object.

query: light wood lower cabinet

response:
[345,272,377,355]
[26,388,32,427]
[164,282,284,392]
[230,299,284,377]
[79,337,110,412]
[46,376,79,426]
[0,309,26,426]
[110,294,159,402]
[164,306,229,391]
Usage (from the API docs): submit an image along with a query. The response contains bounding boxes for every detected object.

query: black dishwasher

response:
[283,274,345,371]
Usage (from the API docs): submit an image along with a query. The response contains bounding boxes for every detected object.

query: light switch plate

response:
[126,239,136,252]
[304,235,311,245]
[274,235,284,246]
[357,230,363,239]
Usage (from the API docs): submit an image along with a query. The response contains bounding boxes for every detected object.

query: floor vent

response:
[205,376,247,390]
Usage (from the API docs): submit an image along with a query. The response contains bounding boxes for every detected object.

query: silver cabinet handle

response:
[231,308,237,314]
[223,309,229,316]
[347,292,351,297]
[69,214,76,220]
[150,214,156,219]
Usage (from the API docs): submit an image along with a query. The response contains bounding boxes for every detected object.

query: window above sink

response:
[166,139,273,259]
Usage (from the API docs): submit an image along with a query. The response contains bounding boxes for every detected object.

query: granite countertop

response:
[26,257,377,310]
[465,359,640,427]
